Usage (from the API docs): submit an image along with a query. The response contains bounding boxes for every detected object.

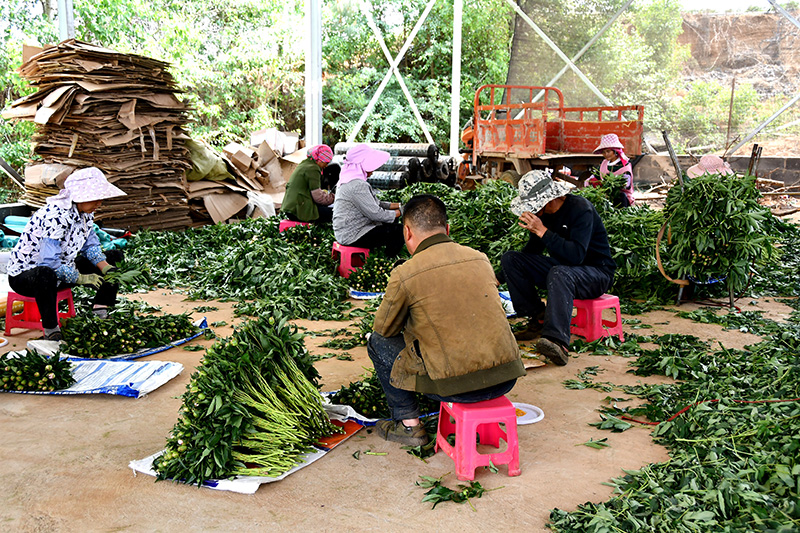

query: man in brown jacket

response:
[369,194,526,446]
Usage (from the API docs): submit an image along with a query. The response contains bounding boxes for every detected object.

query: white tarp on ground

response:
[1,353,183,398]
[129,447,331,495]
[129,401,367,494]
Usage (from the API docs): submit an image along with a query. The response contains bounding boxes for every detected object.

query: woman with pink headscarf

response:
[281,144,336,223]
[590,133,635,208]
[7,167,127,341]
[332,144,405,257]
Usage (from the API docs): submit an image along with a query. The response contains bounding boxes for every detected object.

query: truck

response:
[461,85,644,187]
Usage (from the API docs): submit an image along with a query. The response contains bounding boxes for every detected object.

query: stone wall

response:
[634,154,800,186]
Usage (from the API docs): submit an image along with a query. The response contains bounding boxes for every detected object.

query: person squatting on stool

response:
[500,169,617,366]
[281,144,336,223]
[368,194,525,446]
[332,144,405,257]
[7,167,127,341]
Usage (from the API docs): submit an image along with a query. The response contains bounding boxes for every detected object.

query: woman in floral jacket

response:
[7,167,126,341]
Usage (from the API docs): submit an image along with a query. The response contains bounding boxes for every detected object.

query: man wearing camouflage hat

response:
[500,169,616,365]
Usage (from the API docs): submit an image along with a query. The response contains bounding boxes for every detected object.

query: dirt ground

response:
[0,291,795,532]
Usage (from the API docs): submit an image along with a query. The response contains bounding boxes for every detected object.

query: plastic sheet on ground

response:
[348,288,384,300]
[500,290,515,317]
[1,353,183,398]
[27,318,209,361]
[129,402,364,494]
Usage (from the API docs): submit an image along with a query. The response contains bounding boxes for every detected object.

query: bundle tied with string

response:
[657,171,774,299]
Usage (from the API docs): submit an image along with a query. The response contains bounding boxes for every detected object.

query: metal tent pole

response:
[727,92,800,156]
[347,0,437,143]
[305,0,323,147]
[359,1,434,144]
[57,0,75,40]
[449,0,463,156]
[504,0,611,106]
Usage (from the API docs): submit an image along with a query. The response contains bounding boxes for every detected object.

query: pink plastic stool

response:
[5,289,76,335]
[435,395,521,481]
[570,294,624,342]
[331,241,369,278]
[278,220,310,232]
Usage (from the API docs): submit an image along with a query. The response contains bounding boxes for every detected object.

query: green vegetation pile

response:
[576,176,667,300]
[381,180,527,269]
[347,254,397,293]
[662,173,774,294]
[549,304,800,531]
[332,368,440,419]
[749,219,800,297]
[124,218,351,320]
[154,315,339,485]
[62,311,197,358]
[1,351,74,392]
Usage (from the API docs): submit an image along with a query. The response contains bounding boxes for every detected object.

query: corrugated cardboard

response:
[203,192,249,224]
[24,163,75,187]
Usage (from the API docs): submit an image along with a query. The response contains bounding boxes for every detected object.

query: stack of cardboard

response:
[2,40,193,230]
[180,136,293,224]
[184,130,304,223]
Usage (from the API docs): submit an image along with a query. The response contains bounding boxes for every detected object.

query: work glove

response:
[77,273,103,288]
[100,264,116,275]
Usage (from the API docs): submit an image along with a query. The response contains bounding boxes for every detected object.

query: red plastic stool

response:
[435,396,521,481]
[278,220,310,232]
[5,289,76,335]
[570,293,623,342]
[331,241,369,278]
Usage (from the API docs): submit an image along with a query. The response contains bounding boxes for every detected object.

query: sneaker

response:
[536,337,569,366]
[44,330,63,342]
[375,420,430,447]
[93,307,109,319]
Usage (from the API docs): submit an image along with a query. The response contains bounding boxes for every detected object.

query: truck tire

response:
[498,170,521,187]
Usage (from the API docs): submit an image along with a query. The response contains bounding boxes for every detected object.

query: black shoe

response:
[536,337,569,366]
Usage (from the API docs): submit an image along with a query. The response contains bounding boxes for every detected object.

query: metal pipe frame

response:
[504,0,611,106]
[347,0,438,143]
[305,0,323,147]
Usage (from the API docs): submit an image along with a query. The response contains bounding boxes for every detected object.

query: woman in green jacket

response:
[281,144,335,223]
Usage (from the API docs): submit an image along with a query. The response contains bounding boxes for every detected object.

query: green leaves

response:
[552,310,800,532]
[0,351,75,392]
[347,254,397,293]
[589,414,633,433]
[154,314,338,485]
[416,474,495,510]
[61,311,198,358]
[663,173,774,295]
[578,438,610,450]
[124,218,352,321]
[332,368,439,420]
[382,180,525,269]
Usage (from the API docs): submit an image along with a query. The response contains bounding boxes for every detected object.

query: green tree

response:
[322,0,514,149]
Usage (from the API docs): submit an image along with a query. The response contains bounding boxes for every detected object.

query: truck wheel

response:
[498,170,520,187]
